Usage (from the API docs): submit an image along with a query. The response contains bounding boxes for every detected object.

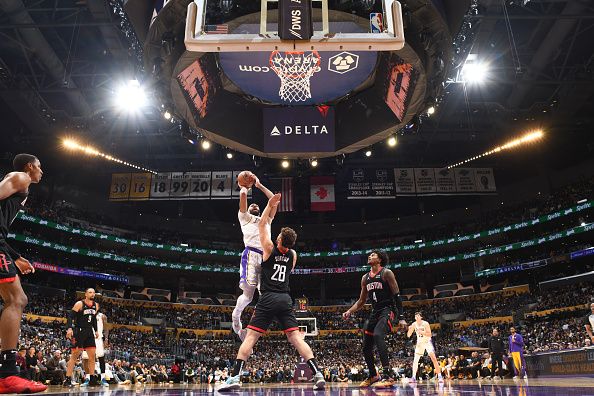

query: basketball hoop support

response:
[185,0,404,52]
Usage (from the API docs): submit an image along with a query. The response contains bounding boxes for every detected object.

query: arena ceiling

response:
[0,0,593,171]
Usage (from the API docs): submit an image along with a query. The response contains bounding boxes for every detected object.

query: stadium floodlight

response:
[427,106,435,115]
[163,111,172,120]
[460,54,489,84]
[310,159,318,167]
[201,140,211,150]
[387,136,397,147]
[365,149,372,157]
[447,130,544,169]
[115,79,147,111]
[226,152,233,159]
[281,160,290,169]
[61,137,156,174]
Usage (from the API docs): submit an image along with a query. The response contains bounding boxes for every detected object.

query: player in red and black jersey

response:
[0,154,46,394]
[343,250,407,388]
[64,288,100,387]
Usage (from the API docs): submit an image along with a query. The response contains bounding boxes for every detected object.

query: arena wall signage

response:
[8,221,593,273]
[474,258,550,278]
[32,261,128,283]
[263,106,335,153]
[526,349,594,377]
[14,200,593,259]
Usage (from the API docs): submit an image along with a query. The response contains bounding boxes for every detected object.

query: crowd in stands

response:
[22,282,594,332]
[10,279,592,385]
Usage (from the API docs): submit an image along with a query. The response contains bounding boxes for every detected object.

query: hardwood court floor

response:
[35,377,594,396]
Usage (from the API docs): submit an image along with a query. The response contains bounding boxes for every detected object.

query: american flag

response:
[204,24,229,34]
[271,177,293,212]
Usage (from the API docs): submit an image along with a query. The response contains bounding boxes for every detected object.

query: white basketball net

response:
[269,51,321,102]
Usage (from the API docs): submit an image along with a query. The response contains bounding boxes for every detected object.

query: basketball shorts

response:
[71,328,96,350]
[239,247,263,290]
[415,336,435,355]
[247,292,299,333]
[0,244,17,283]
[363,306,393,336]
[95,337,105,357]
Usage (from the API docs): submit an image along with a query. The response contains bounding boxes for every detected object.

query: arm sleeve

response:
[392,292,404,319]
[0,240,21,260]
[67,310,76,329]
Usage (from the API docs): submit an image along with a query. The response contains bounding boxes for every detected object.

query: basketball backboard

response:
[184,0,404,52]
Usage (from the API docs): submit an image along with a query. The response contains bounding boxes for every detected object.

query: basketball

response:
[237,171,254,188]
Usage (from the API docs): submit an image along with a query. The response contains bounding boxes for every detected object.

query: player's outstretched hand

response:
[342,311,351,320]
[253,175,261,187]
[15,257,34,275]
[398,319,407,330]
[269,193,281,207]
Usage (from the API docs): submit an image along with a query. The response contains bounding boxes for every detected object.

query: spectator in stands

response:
[25,347,39,381]
[45,350,66,385]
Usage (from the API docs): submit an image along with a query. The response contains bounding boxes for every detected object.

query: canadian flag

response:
[310,176,335,212]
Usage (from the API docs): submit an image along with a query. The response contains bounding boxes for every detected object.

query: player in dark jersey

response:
[217,193,325,392]
[65,288,100,387]
[343,250,406,388]
[0,154,46,394]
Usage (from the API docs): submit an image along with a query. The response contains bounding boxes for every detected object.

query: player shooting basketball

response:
[232,171,276,340]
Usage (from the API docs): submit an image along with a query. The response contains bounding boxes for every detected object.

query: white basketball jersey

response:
[414,321,430,340]
[96,313,105,338]
[238,211,270,249]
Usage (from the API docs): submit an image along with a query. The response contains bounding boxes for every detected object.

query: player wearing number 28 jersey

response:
[216,193,325,392]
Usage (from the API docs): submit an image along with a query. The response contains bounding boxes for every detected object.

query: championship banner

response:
[346,168,396,199]
[414,168,436,194]
[114,171,255,201]
[381,168,498,197]
[109,173,131,201]
[128,173,151,200]
[150,173,172,199]
[474,168,497,192]
[189,171,212,199]
[454,168,476,193]
[394,168,415,195]
[434,168,457,194]
[210,171,233,199]
[310,176,335,212]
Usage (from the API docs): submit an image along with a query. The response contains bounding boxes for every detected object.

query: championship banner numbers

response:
[189,171,212,199]
[128,173,152,200]
[169,172,192,198]
[211,171,233,199]
[150,173,172,199]
[109,173,131,201]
